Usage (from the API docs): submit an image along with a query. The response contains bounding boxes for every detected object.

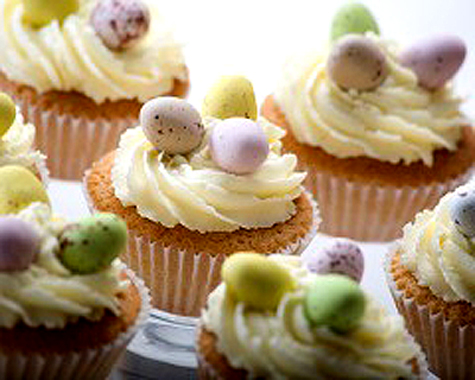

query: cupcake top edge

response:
[0,0,187,103]
[274,2,468,167]
[111,86,308,233]
[0,202,131,329]
[400,182,475,305]
[201,251,424,379]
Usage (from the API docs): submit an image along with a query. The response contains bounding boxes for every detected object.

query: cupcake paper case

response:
[0,203,151,379]
[197,252,428,379]
[262,4,475,242]
[387,184,475,379]
[84,84,319,317]
[0,0,189,180]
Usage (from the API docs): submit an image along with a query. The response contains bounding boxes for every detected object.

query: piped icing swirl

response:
[0,107,47,181]
[202,255,423,379]
[400,184,475,304]
[111,117,306,233]
[0,0,187,103]
[0,203,128,329]
[274,33,466,166]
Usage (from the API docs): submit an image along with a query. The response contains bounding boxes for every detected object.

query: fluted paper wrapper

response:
[385,249,475,379]
[0,269,151,380]
[303,167,473,242]
[18,98,136,180]
[121,195,319,317]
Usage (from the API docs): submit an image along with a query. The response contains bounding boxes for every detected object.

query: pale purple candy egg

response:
[400,35,466,90]
[0,217,39,272]
[209,118,270,175]
[91,0,150,51]
[305,239,364,282]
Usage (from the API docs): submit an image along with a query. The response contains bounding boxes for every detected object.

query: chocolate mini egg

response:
[91,0,150,51]
[304,274,366,333]
[209,118,269,175]
[202,76,258,120]
[0,93,16,138]
[22,0,79,28]
[140,97,204,155]
[449,187,475,238]
[0,217,39,272]
[400,35,466,91]
[330,2,380,42]
[222,252,295,310]
[305,239,364,282]
[0,166,49,215]
[328,35,389,91]
[59,213,127,274]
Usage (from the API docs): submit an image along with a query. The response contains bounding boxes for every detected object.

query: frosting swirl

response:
[0,203,128,329]
[274,34,466,166]
[0,107,47,181]
[0,0,187,103]
[202,255,423,379]
[111,117,306,233]
[400,185,475,304]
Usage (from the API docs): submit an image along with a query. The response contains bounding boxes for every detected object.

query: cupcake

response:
[0,0,189,180]
[387,183,475,379]
[84,76,319,317]
[261,3,475,241]
[0,201,150,379]
[0,92,47,182]
[197,251,428,379]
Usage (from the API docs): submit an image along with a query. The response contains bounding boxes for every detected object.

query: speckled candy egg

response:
[59,213,127,274]
[304,239,364,282]
[449,187,475,238]
[91,0,150,51]
[0,217,39,272]
[328,35,389,91]
[330,2,380,42]
[22,0,79,28]
[209,118,269,175]
[400,35,466,91]
[0,93,16,138]
[140,97,204,155]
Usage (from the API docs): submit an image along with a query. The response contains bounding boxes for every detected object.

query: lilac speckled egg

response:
[209,118,269,175]
[91,0,150,51]
[0,217,39,272]
[305,239,364,282]
[400,35,466,90]
[140,97,204,155]
[328,35,389,91]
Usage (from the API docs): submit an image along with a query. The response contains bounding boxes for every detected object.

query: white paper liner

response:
[0,268,151,380]
[16,96,136,180]
[121,192,319,317]
[385,247,474,379]
[302,164,473,242]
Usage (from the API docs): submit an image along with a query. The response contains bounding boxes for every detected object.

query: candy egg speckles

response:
[210,118,269,175]
[0,93,16,138]
[202,76,258,120]
[0,217,39,272]
[304,239,364,282]
[91,0,150,51]
[328,35,389,91]
[59,213,127,274]
[330,2,380,42]
[449,187,475,238]
[22,0,79,28]
[222,252,295,310]
[0,166,49,215]
[140,97,204,155]
[304,274,366,333]
[400,35,466,91]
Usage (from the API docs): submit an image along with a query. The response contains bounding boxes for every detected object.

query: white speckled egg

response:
[400,35,466,90]
[140,97,204,155]
[209,118,269,175]
[328,35,389,91]
[449,187,475,238]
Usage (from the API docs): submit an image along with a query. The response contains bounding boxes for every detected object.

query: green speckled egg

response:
[331,3,380,42]
[0,93,16,138]
[22,0,79,28]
